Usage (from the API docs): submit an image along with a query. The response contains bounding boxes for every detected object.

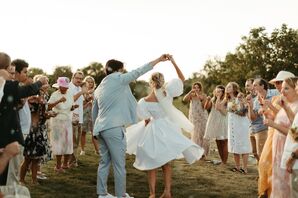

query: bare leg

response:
[31,159,39,184]
[233,154,241,170]
[19,157,31,184]
[241,153,249,173]
[216,140,223,162]
[91,134,99,154]
[148,169,157,198]
[222,139,228,164]
[62,155,70,168]
[56,155,62,169]
[160,163,172,198]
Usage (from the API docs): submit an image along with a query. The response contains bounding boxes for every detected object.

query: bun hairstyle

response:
[105,59,124,75]
[150,72,165,89]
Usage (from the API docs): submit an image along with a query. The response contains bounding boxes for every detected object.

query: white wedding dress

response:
[126,79,204,170]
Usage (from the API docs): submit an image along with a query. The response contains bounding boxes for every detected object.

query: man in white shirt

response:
[68,71,86,167]
[6,59,31,185]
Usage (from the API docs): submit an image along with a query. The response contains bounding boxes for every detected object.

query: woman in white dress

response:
[204,85,228,164]
[224,82,251,173]
[126,55,204,198]
[48,77,74,172]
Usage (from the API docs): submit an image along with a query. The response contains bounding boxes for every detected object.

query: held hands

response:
[158,54,171,62]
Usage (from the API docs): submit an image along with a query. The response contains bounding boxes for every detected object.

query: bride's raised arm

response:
[168,55,185,82]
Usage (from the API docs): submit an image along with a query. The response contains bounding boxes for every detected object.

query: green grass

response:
[26,133,258,198]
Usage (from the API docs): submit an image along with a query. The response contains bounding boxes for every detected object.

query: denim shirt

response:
[250,89,279,133]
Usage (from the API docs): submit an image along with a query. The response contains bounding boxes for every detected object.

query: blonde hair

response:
[225,82,239,101]
[284,77,298,89]
[83,75,96,89]
[149,72,165,89]
[33,74,47,82]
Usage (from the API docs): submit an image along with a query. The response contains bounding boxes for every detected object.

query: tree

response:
[130,80,149,100]
[81,62,105,86]
[49,66,73,85]
[27,67,46,79]
[196,24,298,94]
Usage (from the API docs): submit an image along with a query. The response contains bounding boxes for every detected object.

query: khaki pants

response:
[251,129,268,159]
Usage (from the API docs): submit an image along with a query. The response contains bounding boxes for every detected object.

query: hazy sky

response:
[1,0,297,81]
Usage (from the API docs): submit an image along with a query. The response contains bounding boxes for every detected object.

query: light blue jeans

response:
[96,127,126,197]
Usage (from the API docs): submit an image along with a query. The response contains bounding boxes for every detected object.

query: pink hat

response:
[53,77,70,88]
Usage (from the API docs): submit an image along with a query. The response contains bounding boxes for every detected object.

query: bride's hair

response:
[150,72,165,89]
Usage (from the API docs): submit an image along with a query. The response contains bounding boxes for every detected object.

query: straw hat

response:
[269,71,295,84]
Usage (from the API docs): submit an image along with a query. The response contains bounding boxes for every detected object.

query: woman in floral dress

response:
[19,75,53,184]
[80,76,99,155]
[183,82,209,156]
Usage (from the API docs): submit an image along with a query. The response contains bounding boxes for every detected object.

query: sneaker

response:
[37,171,46,177]
[123,193,134,198]
[37,175,48,180]
[80,150,86,155]
[98,193,115,198]
[212,159,221,165]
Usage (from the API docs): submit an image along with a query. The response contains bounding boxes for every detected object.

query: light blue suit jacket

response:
[92,63,153,136]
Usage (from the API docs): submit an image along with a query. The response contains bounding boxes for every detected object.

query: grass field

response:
[25,133,258,198]
[26,100,258,197]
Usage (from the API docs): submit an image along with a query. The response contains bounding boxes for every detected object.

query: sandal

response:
[239,168,248,174]
[230,167,239,172]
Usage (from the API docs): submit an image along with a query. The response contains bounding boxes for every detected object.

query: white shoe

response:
[37,175,48,180]
[123,193,134,198]
[98,193,115,198]
[80,150,86,155]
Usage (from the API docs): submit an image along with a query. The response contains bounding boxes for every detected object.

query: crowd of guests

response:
[1,50,298,198]
[0,52,98,197]
[183,70,298,198]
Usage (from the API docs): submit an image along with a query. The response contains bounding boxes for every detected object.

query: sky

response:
[1,0,297,81]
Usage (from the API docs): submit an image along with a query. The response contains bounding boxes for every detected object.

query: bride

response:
[126,55,204,198]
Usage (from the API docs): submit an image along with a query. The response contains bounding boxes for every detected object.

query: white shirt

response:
[18,100,31,135]
[281,113,298,170]
[68,82,83,124]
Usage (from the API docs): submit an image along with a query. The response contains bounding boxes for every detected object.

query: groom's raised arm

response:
[119,54,169,85]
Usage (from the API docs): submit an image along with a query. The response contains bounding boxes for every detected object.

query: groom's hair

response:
[105,59,124,75]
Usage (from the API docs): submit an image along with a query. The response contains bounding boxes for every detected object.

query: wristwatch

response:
[291,152,298,159]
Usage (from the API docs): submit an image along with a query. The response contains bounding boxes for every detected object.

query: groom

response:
[92,54,169,198]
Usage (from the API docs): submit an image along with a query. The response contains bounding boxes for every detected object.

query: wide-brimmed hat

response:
[269,71,295,84]
[52,77,70,88]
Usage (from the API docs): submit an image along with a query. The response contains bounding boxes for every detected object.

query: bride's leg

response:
[148,169,157,198]
[160,163,172,198]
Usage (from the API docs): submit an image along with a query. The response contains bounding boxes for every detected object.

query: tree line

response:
[28,24,298,99]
